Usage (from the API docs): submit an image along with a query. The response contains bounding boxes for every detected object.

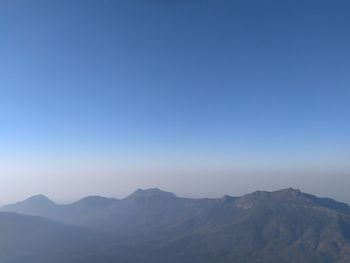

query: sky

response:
[0,0,349,204]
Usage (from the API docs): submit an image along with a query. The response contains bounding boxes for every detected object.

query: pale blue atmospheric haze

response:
[0,0,349,203]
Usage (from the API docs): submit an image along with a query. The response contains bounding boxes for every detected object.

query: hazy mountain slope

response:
[0,194,119,227]
[1,188,217,234]
[2,188,350,262]
[0,212,111,263]
[92,189,350,263]
[142,189,350,263]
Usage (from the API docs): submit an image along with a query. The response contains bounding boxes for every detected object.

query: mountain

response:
[0,188,210,234]
[1,194,57,217]
[1,194,119,227]
[0,212,110,263]
[2,188,350,262]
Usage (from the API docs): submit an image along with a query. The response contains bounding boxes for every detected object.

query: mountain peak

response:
[235,188,309,209]
[274,187,301,193]
[74,196,118,207]
[271,188,303,199]
[126,188,176,200]
[222,195,236,203]
[23,194,55,205]
[1,194,56,212]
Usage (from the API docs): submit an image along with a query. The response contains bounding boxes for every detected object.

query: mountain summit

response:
[20,194,55,204]
[1,194,56,212]
[126,188,177,200]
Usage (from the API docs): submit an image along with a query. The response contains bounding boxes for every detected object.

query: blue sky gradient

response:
[0,0,349,202]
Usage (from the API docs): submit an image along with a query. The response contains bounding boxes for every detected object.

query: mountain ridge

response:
[5,187,349,207]
[1,188,350,262]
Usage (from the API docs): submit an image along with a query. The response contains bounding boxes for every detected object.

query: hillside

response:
[0,212,109,263]
[2,188,350,262]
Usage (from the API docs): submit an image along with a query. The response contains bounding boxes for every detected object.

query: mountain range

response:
[1,188,350,263]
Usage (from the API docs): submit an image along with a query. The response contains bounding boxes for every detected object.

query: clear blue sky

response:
[0,0,349,203]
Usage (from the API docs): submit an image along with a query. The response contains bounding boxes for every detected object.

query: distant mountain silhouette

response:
[126,188,177,200]
[72,195,117,207]
[2,194,56,211]
[2,188,350,262]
